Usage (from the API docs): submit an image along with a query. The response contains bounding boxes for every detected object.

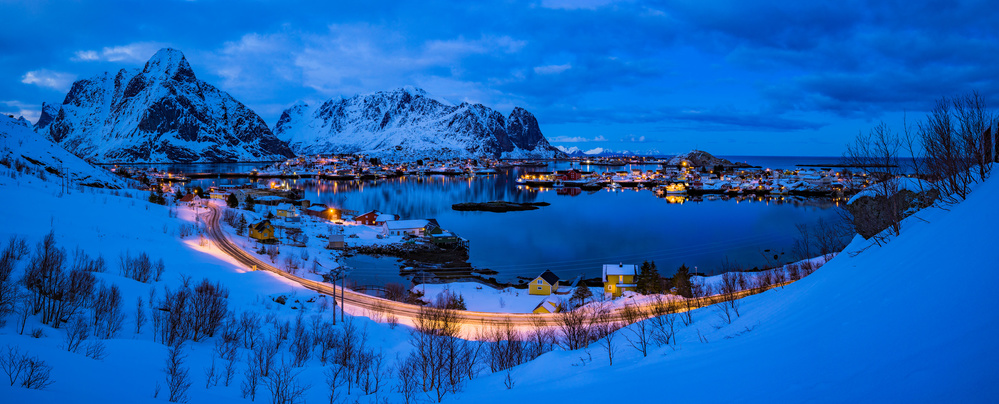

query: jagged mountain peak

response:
[274,87,564,160]
[36,48,294,163]
[142,48,196,83]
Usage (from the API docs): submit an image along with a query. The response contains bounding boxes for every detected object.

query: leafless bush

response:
[647,294,678,347]
[595,316,620,366]
[265,359,311,404]
[621,304,651,357]
[92,283,125,339]
[325,365,347,404]
[404,300,477,402]
[164,341,191,402]
[85,340,107,360]
[384,282,408,302]
[135,297,147,334]
[71,247,106,273]
[23,232,96,328]
[64,315,89,353]
[241,352,261,401]
[0,237,28,321]
[716,271,742,324]
[556,305,605,351]
[290,314,311,367]
[240,311,263,349]
[786,263,802,282]
[190,279,229,341]
[485,320,525,372]
[19,354,53,389]
[119,251,153,283]
[1,345,27,386]
[918,92,996,204]
[845,121,904,239]
[179,224,196,238]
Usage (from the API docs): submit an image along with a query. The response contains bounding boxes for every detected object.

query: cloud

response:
[0,100,40,123]
[533,64,571,75]
[72,42,169,63]
[539,0,625,10]
[549,135,606,142]
[20,70,76,92]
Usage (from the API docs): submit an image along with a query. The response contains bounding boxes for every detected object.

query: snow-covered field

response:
[455,168,999,403]
[2,119,996,403]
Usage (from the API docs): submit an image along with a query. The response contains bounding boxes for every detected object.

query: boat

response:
[553,180,564,188]
[655,183,687,196]
[609,182,622,190]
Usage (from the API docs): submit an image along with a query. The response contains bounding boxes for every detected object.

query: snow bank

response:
[456,173,999,402]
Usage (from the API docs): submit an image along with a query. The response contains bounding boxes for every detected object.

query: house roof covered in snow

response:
[603,263,638,280]
[534,296,562,313]
[386,219,430,230]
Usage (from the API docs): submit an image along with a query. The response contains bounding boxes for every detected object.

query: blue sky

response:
[2,0,996,156]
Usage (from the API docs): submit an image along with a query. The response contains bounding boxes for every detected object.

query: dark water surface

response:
[170,158,847,285]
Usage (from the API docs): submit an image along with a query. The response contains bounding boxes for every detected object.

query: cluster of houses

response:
[355,210,464,247]
[526,263,639,314]
[244,205,464,250]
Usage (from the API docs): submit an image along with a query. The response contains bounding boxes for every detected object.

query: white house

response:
[383,219,430,236]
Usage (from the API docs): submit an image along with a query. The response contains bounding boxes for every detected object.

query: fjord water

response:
[183,158,846,286]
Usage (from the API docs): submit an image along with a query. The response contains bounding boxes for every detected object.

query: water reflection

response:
[178,163,846,286]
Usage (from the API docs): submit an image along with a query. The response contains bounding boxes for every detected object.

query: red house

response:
[355,210,380,225]
[555,169,583,181]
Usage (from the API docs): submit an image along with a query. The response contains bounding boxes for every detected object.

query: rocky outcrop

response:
[667,150,750,168]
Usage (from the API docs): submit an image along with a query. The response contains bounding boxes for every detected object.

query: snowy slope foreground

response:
[273,87,565,159]
[34,48,295,163]
[0,115,129,188]
[456,169,999,403]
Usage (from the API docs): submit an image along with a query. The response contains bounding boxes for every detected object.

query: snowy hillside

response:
[0,114,129,188]
[456,170,999,402]
[273,87,565,160]
[1,143,994,403]
[35,48,295,163]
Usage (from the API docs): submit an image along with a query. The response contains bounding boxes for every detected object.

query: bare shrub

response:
[92,283,125,339]
[485,320,525,372]
[85,341,107,360]
[135,297,147,334]
[264,359,311,404]
[20,354,54,389]
[120,251,153,283]
[647,294,678,347]
[164,341,191,403]
[621,304,651,357]
[23,232,96,328]
[64,315,89,353]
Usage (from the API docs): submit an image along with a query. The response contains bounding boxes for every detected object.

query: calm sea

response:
[175,158,849,286]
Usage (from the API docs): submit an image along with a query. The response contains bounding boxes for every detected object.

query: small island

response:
[452,201,551,212]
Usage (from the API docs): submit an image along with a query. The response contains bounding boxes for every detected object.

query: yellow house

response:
[249,220,277,242]
[276,203,298,218]
[532,296,563,314]
[603,263,638,298]
[529,270,560,296]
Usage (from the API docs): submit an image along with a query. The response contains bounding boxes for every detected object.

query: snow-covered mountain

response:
[555,145,665,157]
[273,87,565,159]
[0,114,130,188]
[35,48,295,163]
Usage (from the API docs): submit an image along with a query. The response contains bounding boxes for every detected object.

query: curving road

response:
[203,204,785,337]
